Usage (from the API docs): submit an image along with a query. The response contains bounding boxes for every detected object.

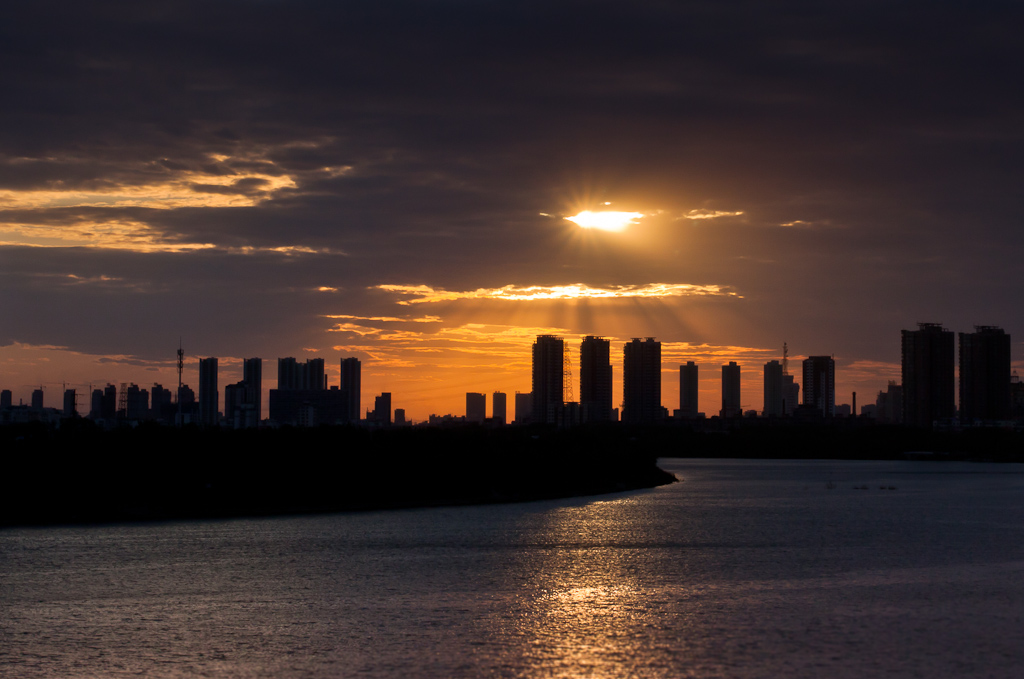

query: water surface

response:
[2,458,1023,677]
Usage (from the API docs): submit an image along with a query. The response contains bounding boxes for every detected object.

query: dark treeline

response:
[2,421,1021,528]
[0,421,675,528]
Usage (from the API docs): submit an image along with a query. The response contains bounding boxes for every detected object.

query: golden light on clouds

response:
[565,210,645,232]
[681,209,745,220]
[377,283,739,305]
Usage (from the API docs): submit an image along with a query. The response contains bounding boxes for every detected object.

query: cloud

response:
[680,210,745,220]
[377,283,740,305]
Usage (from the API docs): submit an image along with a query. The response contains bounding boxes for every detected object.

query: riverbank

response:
[0,423,676,527]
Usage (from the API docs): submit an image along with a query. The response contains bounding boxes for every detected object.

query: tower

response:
[623,337,661,424]
[492,391,507,424]
[959,326,1011,422]
[721,362,741,418]
[340,357,361,422]
[902,323,955,428]
[802,356,835,417]
[532,335,564,425]
[243,357,262,423]
[763,360,783,417]
[466,392,486,423]
[580,336,613,423]
[679,361,698,418]
[199,357,219,425]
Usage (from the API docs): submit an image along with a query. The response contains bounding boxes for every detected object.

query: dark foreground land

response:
[0,422,676,528]
[2,421,1022,528]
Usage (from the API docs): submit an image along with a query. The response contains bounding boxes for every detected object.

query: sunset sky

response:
[2,1,1023,421]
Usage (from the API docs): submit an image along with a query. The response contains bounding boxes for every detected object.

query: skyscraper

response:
[199,357,219,425]
[373,392,392,425]
[492,391,507,424]
[466,392,486,423]
[243,357,262,423]
[763,360,783,417]
[340,357,361,422]
[580,336,613,423]
[514,391,532,425]
[959,326,1011,422]
[802,356,835,417]
[532,335,564,425]
[902,323,955,428]
[679,361,698,418]
[721,362,741,418]
[623,338,661,424]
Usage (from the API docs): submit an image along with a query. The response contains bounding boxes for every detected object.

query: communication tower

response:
[177,339,184,426]
[782,342,790,376]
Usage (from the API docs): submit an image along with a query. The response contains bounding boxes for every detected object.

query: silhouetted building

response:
[1011,373,1024,421]
[721,362,741,418]
[532,335,564,425]
[466,392,486,423]
[126,384,148,421]
[394,408,407,425]
[269,387,349,426]
[151,383,172,422]
[198,357,219,425]
[243,357,262,421]
[278,357,326,391]
[340,357,361,422]
[31,389,43,410]
[876,381,903,424]
[802,356,835,417]
[763,360,783,417]
[225,358,262,428]
[782,373,799,416]
[63,388,76,417]
[580,336,613,423]
[623,338,661,424]
[102,384,117,419]
[514,391,532,425]
[902,323,955,428]
[1,389,12,409]
[492,391,507,424]
[959,326,1011,422]
[373,392,392,425]
[679,361,698,419]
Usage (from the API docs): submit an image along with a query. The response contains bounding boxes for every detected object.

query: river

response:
[2,458,1023,678]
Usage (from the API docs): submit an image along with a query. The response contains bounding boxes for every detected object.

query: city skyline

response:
[2,3,1024,422]
[5,322,1017,425]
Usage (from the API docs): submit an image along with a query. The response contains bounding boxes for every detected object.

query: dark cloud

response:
[2,1,1023,412]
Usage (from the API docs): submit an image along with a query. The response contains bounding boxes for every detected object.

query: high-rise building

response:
[959,326,1011,422]
[876,381,903,424]
[1,389,12,409]
[492,391,507,424]
[63,388,76,417]
[466,392,486,423]
[278,357,325,391]
[340,357,361,422]
[199,357,219,425]
[763,360,783,417]
[532,335,564,425]
[514,391,532,425]
[623,338,661,424]
[243,357,262,422]
[679,361,698,419]
[721,362,741,418]
[373,392,392,425]
[802,356,835,417]
[306,358,325,390]
[580,336,613,423]
[31,388,44,410]
[902,323,955,428]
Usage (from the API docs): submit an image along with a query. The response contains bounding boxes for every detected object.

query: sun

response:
[565,209,644,232]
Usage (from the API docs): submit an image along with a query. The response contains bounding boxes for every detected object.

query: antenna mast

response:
[782,342,789,376]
